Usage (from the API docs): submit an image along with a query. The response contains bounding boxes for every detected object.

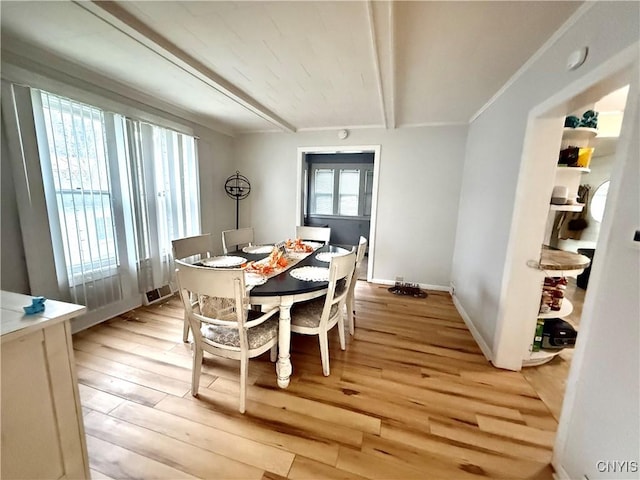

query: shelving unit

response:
[526,297,575,366]
[556,166,591,173]
[538,297,573,319]
[550,203,585,212]
[545,127,598,247]
[539,246,591,272]
[561,126,598,141]
[525,125,598,368]
[523,350,562,367]
[524,249,590,368]
[556,127,596,191]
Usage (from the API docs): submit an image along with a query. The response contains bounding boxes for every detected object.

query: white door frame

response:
[296,145,381,282]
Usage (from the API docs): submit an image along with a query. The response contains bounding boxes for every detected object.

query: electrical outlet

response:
[450,281,456,295]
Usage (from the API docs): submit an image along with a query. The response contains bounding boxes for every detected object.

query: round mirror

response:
[590,180,609,223]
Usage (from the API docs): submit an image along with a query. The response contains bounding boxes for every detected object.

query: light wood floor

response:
[73,282,558,480]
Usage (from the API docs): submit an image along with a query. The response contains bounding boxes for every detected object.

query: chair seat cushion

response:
[291,296,339,328]
[201,315,278,349]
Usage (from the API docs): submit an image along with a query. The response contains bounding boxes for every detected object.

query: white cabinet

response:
[1,291,89,480]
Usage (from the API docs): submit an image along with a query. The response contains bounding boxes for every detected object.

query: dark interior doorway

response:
[303,152,373,248]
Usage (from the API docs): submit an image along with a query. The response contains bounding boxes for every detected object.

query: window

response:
[314,169,334,215]
[40,93,119,284]
[308,163,373,217]
[339,169,359,216]
[34,90,200,310]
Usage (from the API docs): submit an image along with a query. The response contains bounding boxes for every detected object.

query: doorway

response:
[296,145,381,282]
[522,84,630,420]
[490,46,638,477]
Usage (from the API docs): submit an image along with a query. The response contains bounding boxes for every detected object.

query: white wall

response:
[451,1,640,355]
[194,127,237,255]
[234,126,468,288]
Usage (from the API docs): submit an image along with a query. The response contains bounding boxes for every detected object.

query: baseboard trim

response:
[451,293,494,363]
[70,296,141,334]
[551,460,571,480]
[369,278,450,292]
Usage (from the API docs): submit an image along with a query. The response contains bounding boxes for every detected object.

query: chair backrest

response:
[347,236,368,296]
[355,236,368,272]
[172,233,213,260]
[321,251,356,325]
[175,261,249,349]
[222,227,254,254]
[296,225,331,243]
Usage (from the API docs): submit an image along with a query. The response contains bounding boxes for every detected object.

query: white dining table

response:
[231,244,347,387]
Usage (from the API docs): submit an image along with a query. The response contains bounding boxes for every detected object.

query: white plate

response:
[245,272,267,286]
[201,256,247,268]
[242,245,274,254]
[290,266,329,282]
[315,251,348,263]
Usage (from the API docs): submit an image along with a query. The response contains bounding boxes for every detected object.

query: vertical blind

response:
[314,168,334,214]
[35,90,200,311]
[39,92,122,309]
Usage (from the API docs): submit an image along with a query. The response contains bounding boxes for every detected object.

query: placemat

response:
[290,266,330,282]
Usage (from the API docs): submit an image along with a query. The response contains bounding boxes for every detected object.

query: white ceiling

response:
[1,1,582,135]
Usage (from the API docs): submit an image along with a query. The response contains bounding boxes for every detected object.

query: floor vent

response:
[144,284,173,305]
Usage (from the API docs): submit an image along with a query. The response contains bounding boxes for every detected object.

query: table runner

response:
[245,248,315,280]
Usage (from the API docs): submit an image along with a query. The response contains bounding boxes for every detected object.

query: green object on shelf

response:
[564,115,580,128]
[532,319,545,352]
[579,110,598,129]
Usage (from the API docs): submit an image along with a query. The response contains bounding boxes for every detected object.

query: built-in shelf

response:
[540,246,591,271]
[523,350,562,367]
[562,127,598,139]
[550,203,585,212]
[556,166,591,173]
[538,298,573,319]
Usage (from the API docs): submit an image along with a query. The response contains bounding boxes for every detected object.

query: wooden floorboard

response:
[73,282,557,479]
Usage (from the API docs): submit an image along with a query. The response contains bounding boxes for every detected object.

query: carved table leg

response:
[276,295,293,388]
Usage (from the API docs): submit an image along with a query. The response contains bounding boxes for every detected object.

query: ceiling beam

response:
[366,0,387,130]
[75,0,296,133]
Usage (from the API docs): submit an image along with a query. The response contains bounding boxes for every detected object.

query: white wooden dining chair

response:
[290,251,356,376]
[175,261,279,413]
[172,233,213,342]
[346,236,368,336]
[296,225,331,244]
[222,227,254,254]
